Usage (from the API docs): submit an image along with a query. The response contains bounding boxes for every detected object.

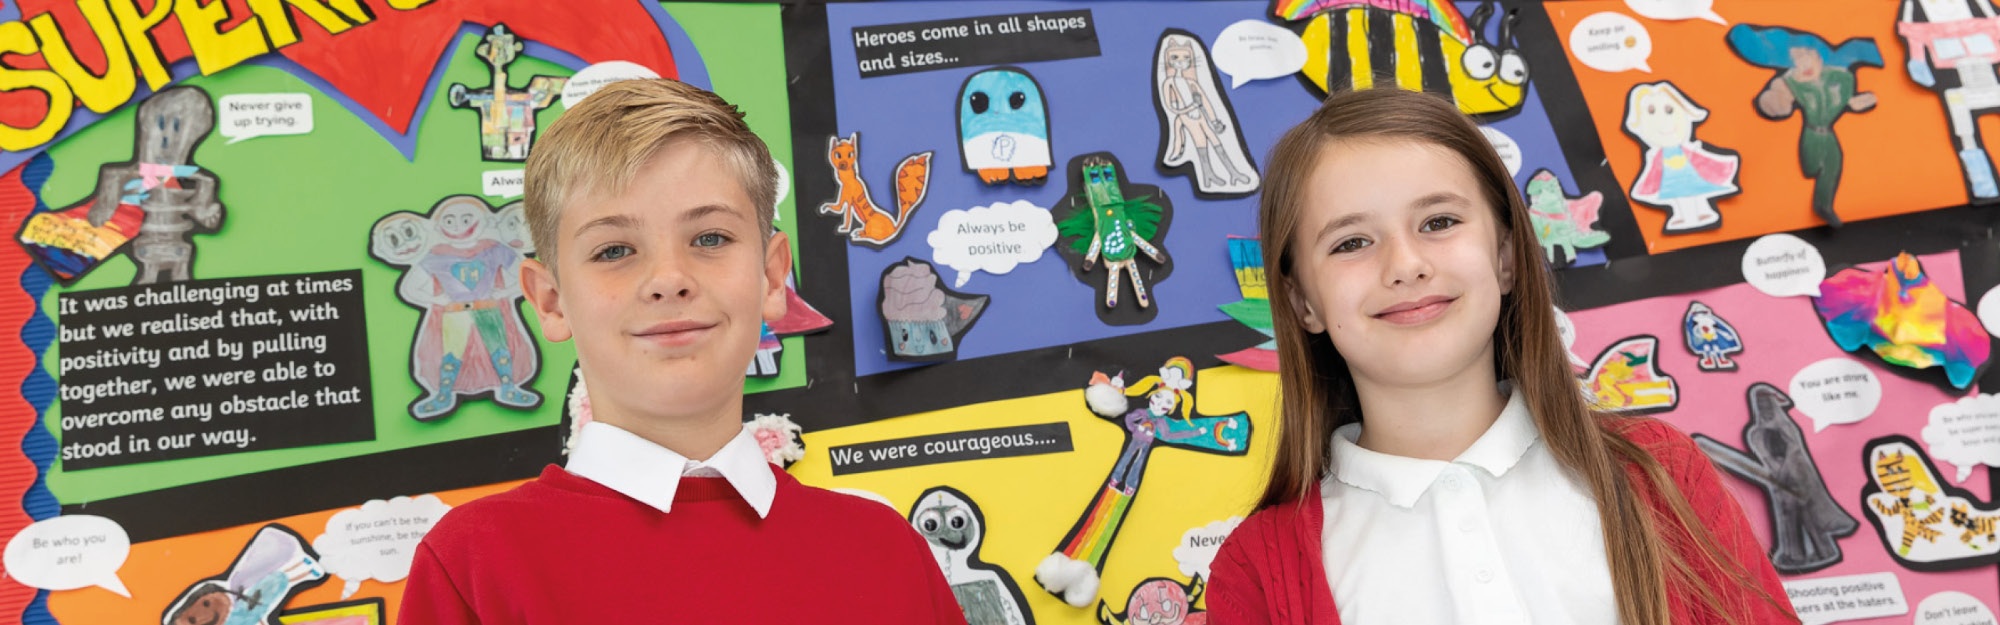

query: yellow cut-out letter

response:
[0,20,76,150]
[174,0,271,75]
[107,0,177,91]
[27,0,136,114]
[247,0,369,49]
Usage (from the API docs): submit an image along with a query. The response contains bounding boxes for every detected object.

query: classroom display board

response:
[1,0,1999,623]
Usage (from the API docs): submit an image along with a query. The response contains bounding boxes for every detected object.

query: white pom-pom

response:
[1084,383,1128,418]
[747,413,806,467]
[1035,553,1101,608]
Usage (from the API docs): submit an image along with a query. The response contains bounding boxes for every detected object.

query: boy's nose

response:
[642,262,696,301]
[649,287,691,301]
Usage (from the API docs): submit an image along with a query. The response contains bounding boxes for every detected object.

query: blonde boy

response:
[400,79,964,623]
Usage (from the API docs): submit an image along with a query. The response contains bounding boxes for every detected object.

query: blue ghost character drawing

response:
[958,67,1052,186]
[1684,301,1744,372]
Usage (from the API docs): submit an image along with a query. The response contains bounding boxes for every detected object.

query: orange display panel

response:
[1550,0,1973,254]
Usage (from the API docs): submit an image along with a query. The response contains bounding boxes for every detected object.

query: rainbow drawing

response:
[1059,485,1136,567]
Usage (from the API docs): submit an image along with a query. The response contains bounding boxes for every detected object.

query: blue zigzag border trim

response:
[19,152,60,625]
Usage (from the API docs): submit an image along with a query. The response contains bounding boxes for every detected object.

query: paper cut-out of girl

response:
[1624,82,1742,235]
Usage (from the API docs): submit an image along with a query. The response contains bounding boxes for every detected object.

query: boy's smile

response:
[631,318,719,351]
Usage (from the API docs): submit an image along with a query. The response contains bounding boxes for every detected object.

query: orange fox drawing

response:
[819,133,932,246]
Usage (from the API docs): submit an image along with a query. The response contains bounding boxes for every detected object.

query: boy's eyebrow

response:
[573,214,639,238]
[681,203,748,224]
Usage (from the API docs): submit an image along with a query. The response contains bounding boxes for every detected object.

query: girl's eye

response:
[694,232,731,248]
[1421,216,1461,232]
[1331,237,1371,254]
[591,244,634,261]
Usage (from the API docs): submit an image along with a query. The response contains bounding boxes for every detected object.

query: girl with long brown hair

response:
[1208,88,1797,625]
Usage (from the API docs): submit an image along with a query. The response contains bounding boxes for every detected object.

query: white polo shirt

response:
[1320,388,1619,625]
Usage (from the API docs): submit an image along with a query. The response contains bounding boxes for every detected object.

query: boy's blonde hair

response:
[524,78,777,264]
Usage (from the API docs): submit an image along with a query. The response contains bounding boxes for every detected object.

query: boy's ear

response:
[1284,278,1326,334]
[520,258,572,341]
[762,231,793,324]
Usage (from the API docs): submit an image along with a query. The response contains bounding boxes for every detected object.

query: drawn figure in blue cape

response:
[1728,24,1882,227]
[910,486,1034,625]
[958,67,1052,186]
[1683,301,1744,372]
[162,525,326,625]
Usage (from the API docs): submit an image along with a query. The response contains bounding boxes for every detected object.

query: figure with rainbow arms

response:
[1036,357,1251,608]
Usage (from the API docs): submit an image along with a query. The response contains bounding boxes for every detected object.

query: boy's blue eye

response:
[695,232,730,248]
[1421,216,1461,232]
[592,245,634,261]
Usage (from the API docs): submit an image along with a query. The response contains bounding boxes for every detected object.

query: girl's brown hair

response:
[1256,88,1779,625]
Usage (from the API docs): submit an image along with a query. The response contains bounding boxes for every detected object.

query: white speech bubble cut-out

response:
[1788,358,1883,433]
[312,495,453,599]
[482,170,524,199]
[927,200,1058,288]
[1172,517,1242,580]
[560,61,661,109]
[2,515,132,597]
[1213,20,1309,89]
[1915,591,1997,625]
[1479,127,1523,177]
[1783,572,1908,625]
[1922,394,2000,483]
[1625,0,1726,24]
[219,94,314,145]
[1742,234,1827,298]
[1978,284,2000,336]
[1569,13,1655,73]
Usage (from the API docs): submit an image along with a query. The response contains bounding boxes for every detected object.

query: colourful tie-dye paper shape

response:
[1811,252,1991,390]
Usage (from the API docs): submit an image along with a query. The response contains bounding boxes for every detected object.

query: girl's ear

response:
[1497,226,1517,295]
[1285,278,1326,333]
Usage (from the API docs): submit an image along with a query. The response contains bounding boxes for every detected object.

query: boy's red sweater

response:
[399,464,968,624]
